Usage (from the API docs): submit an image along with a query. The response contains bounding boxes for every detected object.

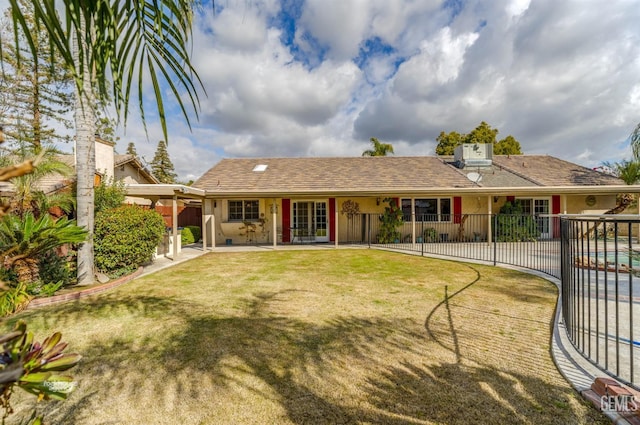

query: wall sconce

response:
[270,203,278,214]
[376,197,381,206]
[493,196,499,203]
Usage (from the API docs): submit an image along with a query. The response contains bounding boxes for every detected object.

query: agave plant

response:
[0,321,81,423]
[0,213,87,284]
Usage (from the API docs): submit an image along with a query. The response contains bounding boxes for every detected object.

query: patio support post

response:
[200,197,209,252]
[411,198,416,244]
[201,197,207,251]
[204,199,215,249]
[562,194,567,214]
[172,194,178,260]
[487,195,493,245]
[335,206,339,247]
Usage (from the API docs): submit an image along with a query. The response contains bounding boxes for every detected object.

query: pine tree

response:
[0,0,73,150]
[150,140,177,183]
[126,142,138,156]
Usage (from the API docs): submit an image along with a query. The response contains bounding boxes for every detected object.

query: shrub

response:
[181,227,194,246]
[186,225,201,242]
[0,283,31,317]
[94,178,126,213]
[377,198,403,243]
[38,249,75,288]
[495,201,539,242]
[95,205,165,275]
[0,213,87,285]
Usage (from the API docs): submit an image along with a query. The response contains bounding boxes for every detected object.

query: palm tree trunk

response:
[74,22,96,285]
[13,257,39,284]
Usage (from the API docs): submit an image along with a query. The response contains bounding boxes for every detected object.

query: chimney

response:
[95,135,115,181]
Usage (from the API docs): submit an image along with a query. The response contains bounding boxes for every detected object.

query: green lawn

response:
[4,249,606,424]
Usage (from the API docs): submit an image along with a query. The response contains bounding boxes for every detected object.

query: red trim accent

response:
[329,198,336,242]
[453,197,462,224]
[282,199,291,243]
[394,198,400,209]
[552,195,561,238]
[506,196,515,202]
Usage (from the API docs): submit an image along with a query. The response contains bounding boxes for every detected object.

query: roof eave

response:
[125,184,205,198]
[201,185,640,198]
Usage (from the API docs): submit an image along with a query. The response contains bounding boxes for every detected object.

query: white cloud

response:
[8,0,634,179]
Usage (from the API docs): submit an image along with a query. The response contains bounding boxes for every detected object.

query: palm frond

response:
[7,0,204,143]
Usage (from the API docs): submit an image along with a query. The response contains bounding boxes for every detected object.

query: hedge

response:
[95,205,165,275]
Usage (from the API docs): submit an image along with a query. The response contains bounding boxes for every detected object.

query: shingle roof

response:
[491,155,623,186]
[193,155,625,195]
[193,156,479,194]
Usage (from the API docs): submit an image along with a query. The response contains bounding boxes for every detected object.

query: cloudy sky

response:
[114,0,640,182]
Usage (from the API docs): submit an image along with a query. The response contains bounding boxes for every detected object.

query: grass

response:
[3,249,607,424]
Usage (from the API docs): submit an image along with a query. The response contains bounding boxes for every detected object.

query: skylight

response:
[253,164,268,172]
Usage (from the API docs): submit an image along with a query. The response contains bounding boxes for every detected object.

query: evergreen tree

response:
[435,122,522,155]
[126,142,138,156]
[493,135,522,155]
[150,140,177,183]
[94,101,119,143]
[7,0,202,286]
[435,131,464,155]
[0,0,73,150]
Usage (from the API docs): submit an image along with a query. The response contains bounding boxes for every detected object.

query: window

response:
[402,198,451,222]
[228,200,259,221]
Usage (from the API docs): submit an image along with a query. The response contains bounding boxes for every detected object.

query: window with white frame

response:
[402,198,451,222]
[228,200,259,221]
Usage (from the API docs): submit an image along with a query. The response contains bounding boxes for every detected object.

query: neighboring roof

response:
[193,157,479,195]
[1,152,160,196]
[37,154,75,194]
[114,154,160,184]
[193,154,631,197]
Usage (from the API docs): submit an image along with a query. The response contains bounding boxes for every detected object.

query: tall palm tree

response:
[631,122,640,160]
[6,0,204,284]
[362,137,394,157]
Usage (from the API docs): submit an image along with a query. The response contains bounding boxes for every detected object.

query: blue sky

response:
[53,0,640,181]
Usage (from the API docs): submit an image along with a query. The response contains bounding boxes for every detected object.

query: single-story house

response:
[126,143,639,249]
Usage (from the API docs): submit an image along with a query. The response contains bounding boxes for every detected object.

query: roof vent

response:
[252,164,268,172]
[454,143,492,168]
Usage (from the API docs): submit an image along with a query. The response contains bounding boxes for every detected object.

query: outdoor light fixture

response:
[376,197,381,206]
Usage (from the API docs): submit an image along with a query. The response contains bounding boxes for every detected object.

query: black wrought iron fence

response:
[561,215,640,389]
[352,212,639,388]
[357,213,561,278]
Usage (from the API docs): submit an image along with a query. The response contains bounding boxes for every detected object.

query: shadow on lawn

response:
[26,268,604,424]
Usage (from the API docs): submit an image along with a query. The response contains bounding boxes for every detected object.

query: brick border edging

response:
[25,267,144,310]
